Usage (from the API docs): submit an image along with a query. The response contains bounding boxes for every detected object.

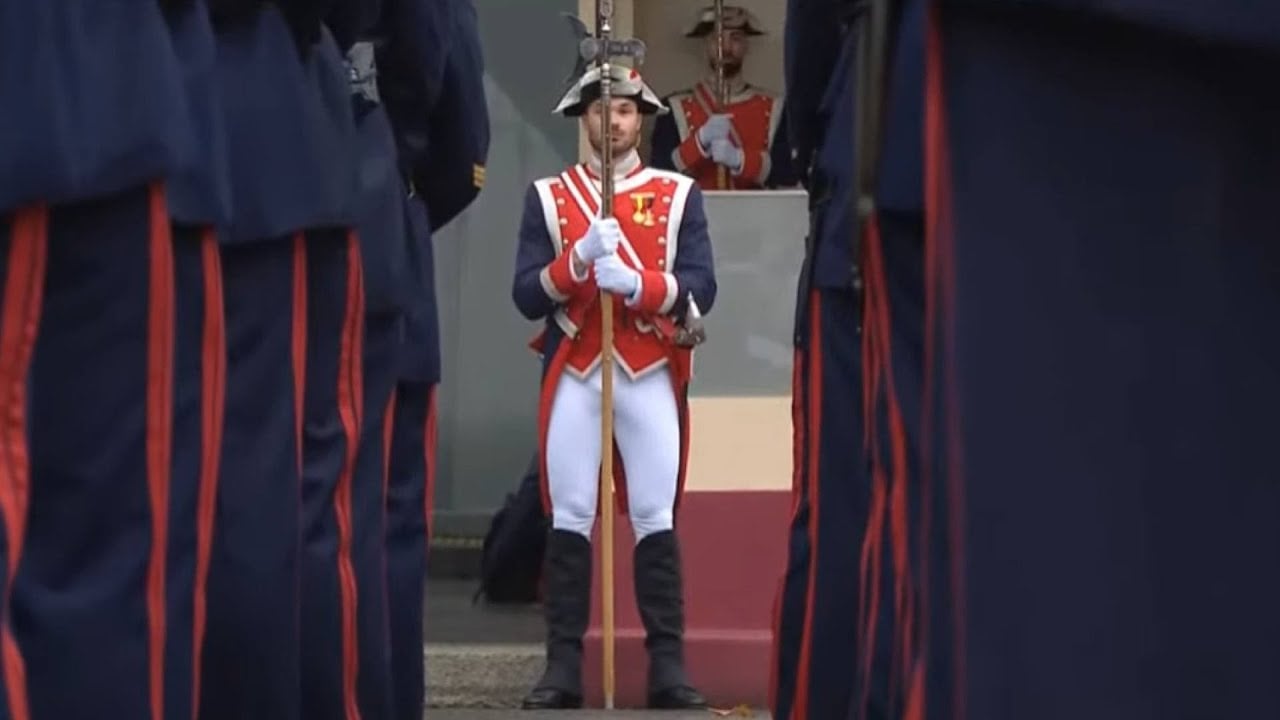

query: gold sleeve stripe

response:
[472,164,487,189]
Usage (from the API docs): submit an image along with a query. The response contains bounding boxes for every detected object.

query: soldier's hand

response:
[574,216,621,263]
[593,253,640,298]
[697,113,734,150]
[709,138,744,174]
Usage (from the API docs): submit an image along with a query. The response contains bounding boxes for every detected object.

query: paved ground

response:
[425,579,543,643]
[430,707,768,712]
[423,581,769,716]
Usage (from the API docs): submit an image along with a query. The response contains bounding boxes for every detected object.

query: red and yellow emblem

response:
[630,191,657,227]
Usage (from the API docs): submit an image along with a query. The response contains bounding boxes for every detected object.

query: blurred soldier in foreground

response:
[511,66,716,710]
[202,2,358,718]
[325,0,492,716]
[378,0,491,717]
[780,1,1280,719]
[917,1,1280,717]
[770,0,887,717]
[0,2,217,717]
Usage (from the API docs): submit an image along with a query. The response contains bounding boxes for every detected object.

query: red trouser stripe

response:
[335,233,365,720]
[191,228,227,719]
[0,204,48,720]
[922,2,967,717]
[423,385,438,541]
[145,183,176,720]
[792,290,823,720]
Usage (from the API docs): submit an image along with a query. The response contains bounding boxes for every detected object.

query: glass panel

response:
[692,190,808,398]
[433,0,581,514]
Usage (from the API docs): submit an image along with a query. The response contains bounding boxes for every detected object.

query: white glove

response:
[697,113,734,149]
[573,216,621,264]
[709,138,744,174]
[593,253,640,298]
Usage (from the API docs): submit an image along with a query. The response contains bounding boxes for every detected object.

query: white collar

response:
[585,149,642,180]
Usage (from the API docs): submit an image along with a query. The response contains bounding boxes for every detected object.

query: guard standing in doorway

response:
[650,4,795,190]
[512,65,716,711]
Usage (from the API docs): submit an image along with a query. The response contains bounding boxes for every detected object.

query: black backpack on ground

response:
[474,454,548,605]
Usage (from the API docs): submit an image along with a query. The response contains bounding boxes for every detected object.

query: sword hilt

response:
[674,294,707,347]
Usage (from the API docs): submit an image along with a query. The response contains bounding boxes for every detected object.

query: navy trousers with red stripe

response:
[0,207,48,720]
[922,5,1280,717]
[300,230,365,720]
[386,380,436,720]
[15,184,197,720]
[772,287,869,720]
[854,212,925,720]
[168,226,225,720]
[199,235,304,720]
[349,311,401,720]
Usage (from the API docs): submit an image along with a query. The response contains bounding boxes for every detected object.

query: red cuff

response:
[627,270,679,315]
[540,250,590,303]
[675,132,710,174]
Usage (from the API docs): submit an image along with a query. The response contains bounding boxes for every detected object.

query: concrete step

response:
[425,642,544,709]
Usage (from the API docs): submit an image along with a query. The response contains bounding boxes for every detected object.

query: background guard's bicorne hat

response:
[553,64,668,117]
[684,4,765,38]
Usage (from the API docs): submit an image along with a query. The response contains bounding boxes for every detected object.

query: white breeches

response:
[546,364,680,543]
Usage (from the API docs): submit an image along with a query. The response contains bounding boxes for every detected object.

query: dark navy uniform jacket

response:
[946,0,1280,51]
[325,0,412,317]
[785,0,924,292]
[0,1,192,214]
[379,0,490,384]
[165,0,234,227]
[209,1,357,244]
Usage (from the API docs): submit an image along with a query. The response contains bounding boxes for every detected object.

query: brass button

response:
[559,218,568,225]
[662,196,672,203]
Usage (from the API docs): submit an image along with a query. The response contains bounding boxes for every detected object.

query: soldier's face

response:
[705,29,747,77]
[583,98,642,155]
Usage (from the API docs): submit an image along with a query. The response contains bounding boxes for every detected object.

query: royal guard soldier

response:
[512,65,717,710]
[649,4,795,190]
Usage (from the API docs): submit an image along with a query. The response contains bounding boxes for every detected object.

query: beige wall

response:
[685,396,792,492]
[575,0,786,162]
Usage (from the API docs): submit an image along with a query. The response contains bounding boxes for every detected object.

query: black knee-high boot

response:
[522,529,592,709]
[634,530,708,709]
